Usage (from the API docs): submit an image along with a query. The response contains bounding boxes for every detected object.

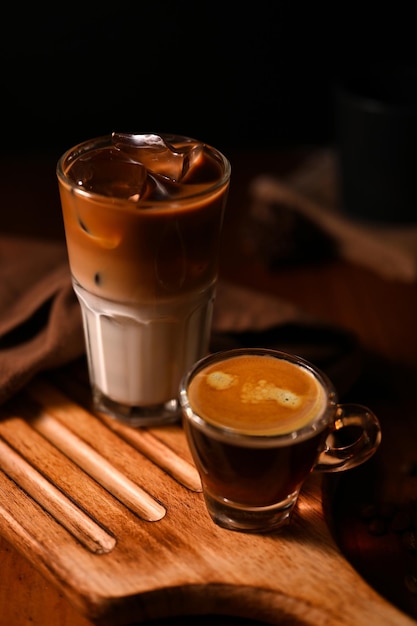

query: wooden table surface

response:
[1,149,417,626]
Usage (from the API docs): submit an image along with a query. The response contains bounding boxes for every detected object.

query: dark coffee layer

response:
[57,134,230,303]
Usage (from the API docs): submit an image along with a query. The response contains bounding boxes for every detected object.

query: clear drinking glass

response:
[57,133,231,426]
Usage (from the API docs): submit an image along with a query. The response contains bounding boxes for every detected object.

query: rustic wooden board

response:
[0,370,414,626]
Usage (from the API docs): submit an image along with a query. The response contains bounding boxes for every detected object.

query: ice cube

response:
[112,133,204,183]
[69,146,148,202]
[181,142,204,183]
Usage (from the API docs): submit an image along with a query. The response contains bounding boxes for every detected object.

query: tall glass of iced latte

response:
[57,133,230,426]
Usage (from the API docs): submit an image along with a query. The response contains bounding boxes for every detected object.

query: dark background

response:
[1,1,415,160]
[1,1,344,159]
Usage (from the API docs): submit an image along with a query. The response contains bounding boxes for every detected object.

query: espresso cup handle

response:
[314,403,381,472]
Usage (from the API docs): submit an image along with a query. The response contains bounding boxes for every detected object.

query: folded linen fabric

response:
[0,236,84,404]
[245,150,417,282]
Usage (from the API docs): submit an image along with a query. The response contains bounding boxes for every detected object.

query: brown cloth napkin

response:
[0,235,361,406]
[0,236,84,404]
[244,150,417,282]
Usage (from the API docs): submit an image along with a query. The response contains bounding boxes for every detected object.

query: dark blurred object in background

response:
[333,62,417,224]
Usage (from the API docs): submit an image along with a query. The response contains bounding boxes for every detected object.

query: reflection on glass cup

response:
[180,348,381,533]
[57,133,231,426]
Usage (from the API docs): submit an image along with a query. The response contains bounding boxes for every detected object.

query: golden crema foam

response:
[187,354,327,436]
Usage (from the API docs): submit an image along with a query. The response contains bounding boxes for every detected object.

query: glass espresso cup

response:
[179,348,381,533]
[57,133,230,426]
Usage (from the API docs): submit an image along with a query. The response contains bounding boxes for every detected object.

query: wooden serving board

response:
[0,366,414,626]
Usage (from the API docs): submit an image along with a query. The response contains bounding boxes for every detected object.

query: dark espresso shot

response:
[180,349,381,532]
[184,420,327,508]
[183,351,329,508]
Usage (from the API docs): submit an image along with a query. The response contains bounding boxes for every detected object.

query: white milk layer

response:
[73,281,215,406]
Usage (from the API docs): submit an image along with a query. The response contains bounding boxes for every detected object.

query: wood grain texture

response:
[0,375,414,626]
